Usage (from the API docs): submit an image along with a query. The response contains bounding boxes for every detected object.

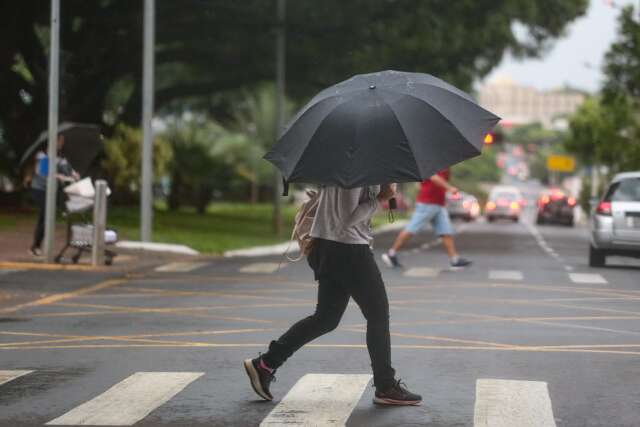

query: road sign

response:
[547,155,575,172]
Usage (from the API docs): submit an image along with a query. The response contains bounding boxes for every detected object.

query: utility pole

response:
[141,0,155,242]
[273,0,286,235]
[43,0,60,263]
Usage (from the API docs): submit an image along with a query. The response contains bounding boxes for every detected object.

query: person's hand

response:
[72,172,80,181]
[449,185,459,195]
[377,183,396,202]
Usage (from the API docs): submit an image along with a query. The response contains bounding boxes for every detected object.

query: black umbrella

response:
[19,122,102,176]
[264,70,500,191]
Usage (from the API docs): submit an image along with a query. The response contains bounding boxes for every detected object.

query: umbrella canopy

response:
[19,122,102,176]
[264,70,500,189]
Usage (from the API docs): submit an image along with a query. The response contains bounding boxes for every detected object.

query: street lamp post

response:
[273,0,286,235]
[141,0,155,242]
[43,0,61,263]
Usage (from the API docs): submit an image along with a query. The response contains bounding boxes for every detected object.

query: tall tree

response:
[2,0,589,183]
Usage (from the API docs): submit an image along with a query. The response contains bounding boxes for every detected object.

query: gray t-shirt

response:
[310,185,380,245]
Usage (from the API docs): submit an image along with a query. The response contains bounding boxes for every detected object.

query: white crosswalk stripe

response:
[403,267,441,278]
[569,273,608,285]
[260,374,371,427]
[240,262,283,274]
[155,262,208,272]
[474,379,556,427]
[46,372,203,426]
[0,370,33,386]
[489,270,523,281]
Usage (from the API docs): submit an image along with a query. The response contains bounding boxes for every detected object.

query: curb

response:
[116,241,199,256]
[223,220,408,258]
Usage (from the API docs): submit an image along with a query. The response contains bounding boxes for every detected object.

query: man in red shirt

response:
[382,169,471,268]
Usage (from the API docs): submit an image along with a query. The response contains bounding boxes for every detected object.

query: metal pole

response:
[43,0,60,263]
[92,180,108,266]
[140,0,155,242]
[273,0,285,235]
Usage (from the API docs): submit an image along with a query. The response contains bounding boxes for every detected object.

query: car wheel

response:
[487,216,494,223]
[589,245,606,267]
[512,217,519,223]
[536,216,544,225]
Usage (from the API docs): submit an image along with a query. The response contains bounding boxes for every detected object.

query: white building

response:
[478,76,587,129]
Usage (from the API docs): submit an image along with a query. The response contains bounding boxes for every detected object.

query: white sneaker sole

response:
[373,396,421,406]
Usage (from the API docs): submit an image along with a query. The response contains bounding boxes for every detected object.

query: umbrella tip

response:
[369,84,376,90]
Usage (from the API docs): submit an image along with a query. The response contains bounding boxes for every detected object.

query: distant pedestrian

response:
[244,183,422,406]
[29,134,78,256]
[382,169,471,269]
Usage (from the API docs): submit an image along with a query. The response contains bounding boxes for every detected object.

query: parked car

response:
[485,186,524,222]
[536,188,576,226]
[590,172,640,267]
[446,191,480,221]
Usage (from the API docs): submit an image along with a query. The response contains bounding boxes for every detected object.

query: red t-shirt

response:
[416,169,449,206]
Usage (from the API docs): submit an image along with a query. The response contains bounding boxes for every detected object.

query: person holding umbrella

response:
[244,182,423,405]
[29,134,79,256]
[245,71,499,406]
[381,168,472,269]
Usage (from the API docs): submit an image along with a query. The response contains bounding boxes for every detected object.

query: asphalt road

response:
[1,191,639,426]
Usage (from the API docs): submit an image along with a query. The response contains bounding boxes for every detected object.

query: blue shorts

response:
[404,203,454,236]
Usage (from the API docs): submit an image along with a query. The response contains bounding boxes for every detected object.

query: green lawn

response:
[1,202,406,255]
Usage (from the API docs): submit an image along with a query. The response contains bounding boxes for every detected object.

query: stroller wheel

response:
[105,255,113,266]
[72,254,81,264]
[54,255,63,263]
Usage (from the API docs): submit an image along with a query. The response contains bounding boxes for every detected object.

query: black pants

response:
[31,189,46,249]
[262,238,396,390]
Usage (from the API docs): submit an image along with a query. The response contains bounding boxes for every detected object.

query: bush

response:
[101,124,172,203]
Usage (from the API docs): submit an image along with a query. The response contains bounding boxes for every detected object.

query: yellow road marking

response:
[344,328,516,348]
[0,278,127,314]
[0,261,106,272]
[2,343,640,357]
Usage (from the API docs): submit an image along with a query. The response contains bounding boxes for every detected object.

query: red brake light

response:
[596,201,612,216]
[567,197,576,206]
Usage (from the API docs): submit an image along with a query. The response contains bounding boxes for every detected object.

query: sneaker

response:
[373,379,422,406]
[450,257,472,268]
[243,357,275,401]
[381,252,402,268]
[28,247,42,257]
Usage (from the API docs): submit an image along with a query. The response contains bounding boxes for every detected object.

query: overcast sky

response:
[482,0,637,92]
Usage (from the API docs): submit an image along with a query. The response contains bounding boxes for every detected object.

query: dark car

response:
[536,189,575,226]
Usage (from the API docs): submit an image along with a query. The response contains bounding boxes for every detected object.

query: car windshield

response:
[492,192,518,201]
[606,178,640,202]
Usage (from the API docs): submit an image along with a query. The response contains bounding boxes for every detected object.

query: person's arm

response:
[341,186,393,229]
[430,174,458,194]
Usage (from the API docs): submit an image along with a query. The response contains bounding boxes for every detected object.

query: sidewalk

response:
[0,219,199,272]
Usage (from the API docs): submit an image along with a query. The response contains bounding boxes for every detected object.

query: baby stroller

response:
[54,178,118,265]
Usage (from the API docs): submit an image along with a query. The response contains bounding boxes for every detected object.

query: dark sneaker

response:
[374,379,422,406]
[450,257,472,268]
[381,252,402,268]
[243,357,275,401]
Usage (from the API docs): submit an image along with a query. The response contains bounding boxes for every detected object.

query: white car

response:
[590,172,640,267]
[485,186,525,222]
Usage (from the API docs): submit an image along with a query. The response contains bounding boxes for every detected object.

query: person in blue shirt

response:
[29,134,78,256]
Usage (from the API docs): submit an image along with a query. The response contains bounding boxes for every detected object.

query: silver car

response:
[590,171,640,267]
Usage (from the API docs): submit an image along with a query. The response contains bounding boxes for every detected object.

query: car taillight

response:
[462,201,471,209]
[596,201,612,216]
[567,197,576,206]
[540,195,550,205]
[510,201,520,210]
[486,201,496,211]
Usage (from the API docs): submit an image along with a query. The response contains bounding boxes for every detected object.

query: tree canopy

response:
[1,0,588,180]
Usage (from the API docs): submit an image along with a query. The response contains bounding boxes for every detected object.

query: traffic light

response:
[484,129,504,146]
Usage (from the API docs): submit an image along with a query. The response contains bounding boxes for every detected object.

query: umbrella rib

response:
[380,90,475,178]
